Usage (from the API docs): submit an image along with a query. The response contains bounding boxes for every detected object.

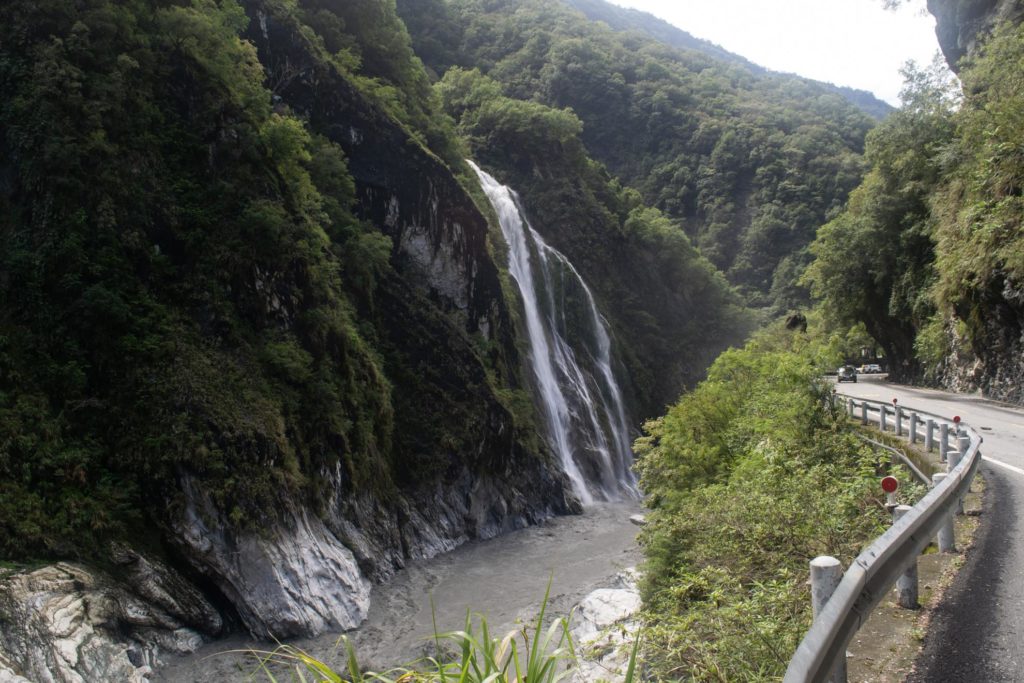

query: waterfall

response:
[469,161,638,503]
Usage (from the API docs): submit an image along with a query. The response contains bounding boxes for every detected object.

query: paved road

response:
[838,375,1024,682]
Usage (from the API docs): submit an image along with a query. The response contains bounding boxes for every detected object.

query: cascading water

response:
[469,161,638,503]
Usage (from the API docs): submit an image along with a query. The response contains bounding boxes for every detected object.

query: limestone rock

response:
[0,652,33,683]
[109,543,222,636]
[172,475,371,639]
[0,562,209,683]
[571,569,642,683]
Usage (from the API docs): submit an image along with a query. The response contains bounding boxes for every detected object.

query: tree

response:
[803,59,958,379]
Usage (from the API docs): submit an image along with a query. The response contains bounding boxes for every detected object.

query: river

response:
[154,502,643,681]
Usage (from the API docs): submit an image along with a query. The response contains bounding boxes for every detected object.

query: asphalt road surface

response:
[837,375,1024,682]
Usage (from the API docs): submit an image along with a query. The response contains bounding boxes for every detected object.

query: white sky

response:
[607,0,943,105]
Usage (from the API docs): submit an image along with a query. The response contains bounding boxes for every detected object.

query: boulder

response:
[0,561,213,683]
[571,569,642,683]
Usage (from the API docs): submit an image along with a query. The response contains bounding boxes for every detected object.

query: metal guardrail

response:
[783,395,982,683]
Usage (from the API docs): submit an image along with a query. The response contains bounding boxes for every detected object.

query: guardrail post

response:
[810,556,848,683]
[848,398,855,417]
[895,406,903,436]
[932,473,956,552]
[892,505,919,608]
[861,402,868,426]
[958,434,971,459]
[909,413,919,444]
[947,438,970,515]
[880,405,888,431]
[939,423,949,462]
[925,419,935,452]
[946,440,962,473]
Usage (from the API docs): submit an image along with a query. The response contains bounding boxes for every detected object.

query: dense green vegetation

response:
[564,0,893,121]
[399,0,877,311]
[0,0,406,557]
[633,325,899,680]
[0,0,759,564]
[438,66,751,415]
[807,23,1024,389]
[804,58,957,380]
[0,0,551,562]
[4,1,1022,680]
[930,23,1024,378]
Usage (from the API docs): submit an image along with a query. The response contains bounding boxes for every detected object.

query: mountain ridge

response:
[565,0,894,119]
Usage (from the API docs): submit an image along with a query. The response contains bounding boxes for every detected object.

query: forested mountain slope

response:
[807,1,1024,400]
[565,0,893,120]
[564,0,755,67]
[0,0,755,674]
[0,0,583,654]
[398,0,879,310]
[436,67,750,418]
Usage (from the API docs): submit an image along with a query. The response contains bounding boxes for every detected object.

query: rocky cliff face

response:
[0,557,221,683]
[928,0,1024,69]
[152,0,577,641]
[937,281,1024,404]
[0,1,578,678]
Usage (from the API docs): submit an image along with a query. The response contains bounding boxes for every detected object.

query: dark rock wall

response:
[928,0,1024,70]
[939,277,1024,404]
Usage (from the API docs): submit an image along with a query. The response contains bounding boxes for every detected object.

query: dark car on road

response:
[837,365,857,383]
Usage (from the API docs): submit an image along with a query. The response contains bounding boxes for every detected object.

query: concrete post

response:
[925,419,935,452]
[932,473,956,552]
[910,413,919,444]
[810,556,848,683]
[947,439,969,515]
[880,404,888,432]
[893,505,919,608]
[958,435,971,459]
[861,401,869,426]
[895,406,903,436]
[939,423,949,462]
[946,441,962,473]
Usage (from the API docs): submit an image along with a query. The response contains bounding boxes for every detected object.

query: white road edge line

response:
[982,455,1024,476]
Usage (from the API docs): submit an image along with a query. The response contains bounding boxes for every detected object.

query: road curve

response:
[837,375,1024,682]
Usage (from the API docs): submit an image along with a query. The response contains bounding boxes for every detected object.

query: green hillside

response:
[399,0,876,310]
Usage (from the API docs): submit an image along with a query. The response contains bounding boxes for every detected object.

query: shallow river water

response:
[154,502,643,682]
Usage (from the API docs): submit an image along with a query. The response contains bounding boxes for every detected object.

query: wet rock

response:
[937,303,1024,405]
[171,475,371,640]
